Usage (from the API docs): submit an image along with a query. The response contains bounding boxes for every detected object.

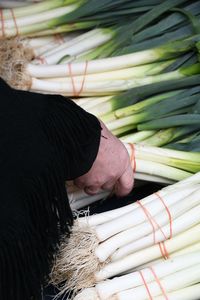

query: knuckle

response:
[74,178,85,188]
[93,179,101,187]
[109,170,117,179]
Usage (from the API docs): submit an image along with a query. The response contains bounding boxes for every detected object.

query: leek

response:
[51,173,200,294]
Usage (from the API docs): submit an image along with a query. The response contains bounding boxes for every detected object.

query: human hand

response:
[74,120,134,197]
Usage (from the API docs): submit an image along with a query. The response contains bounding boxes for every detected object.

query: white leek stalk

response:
[89,252,200,300]
[110,264,200,300]
[2,0,68,19]
[74,255,200,300]
[110,203,200,261]
[30,70,182,96]
[96,224,200,281]
[27,48,161,78]
[35,28,113,65]
[78,184,198,229]
[94,185,198,243]
[36,28,99,58]
[70,192,109,211]
[97,191,200,262]
[42,61,172,80]
[133,159,191,181]
[118,241,200,275]
[154,284,200,300]
[4,6,77,29]
[134,173,174,184]
[32,33,79,57]
[76,96,112,111]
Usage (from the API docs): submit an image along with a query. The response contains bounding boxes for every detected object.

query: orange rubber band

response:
[162,241,169,258]
[128,143,136,174]
[149,266,169,300]
[158,242,167,259]
[138,270,153,300]
[137,200,168,244]
[155,192,173,239]
[68,61,88,97]
[0,9,5,37]
[137,191,173,256]
[78,61,88,96]
[158,241,169,260]
[137,200,157,244]
[68,62,76,96]
[10,9,19,36]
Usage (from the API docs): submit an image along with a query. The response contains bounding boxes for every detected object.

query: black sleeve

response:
[0,78,101,300]
[43,92,102,180]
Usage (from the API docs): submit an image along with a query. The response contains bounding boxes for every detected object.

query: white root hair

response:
[50,220,105,297]
[0,38,33,90]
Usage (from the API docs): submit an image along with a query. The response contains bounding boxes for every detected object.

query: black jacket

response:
[0,78,101,300]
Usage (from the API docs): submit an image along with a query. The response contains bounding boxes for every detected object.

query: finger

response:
[84,185,101,195]
[101,179,116,191]
[73,178,86,189]
[114,165,134,197]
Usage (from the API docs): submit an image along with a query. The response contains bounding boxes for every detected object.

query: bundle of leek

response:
[0,0,106,38]
[51,172,200,296]
[0,0,168,38]
[25,0,200,63]
[24,31,81,58]
[1,35,199,93]
[74,251,200,300]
